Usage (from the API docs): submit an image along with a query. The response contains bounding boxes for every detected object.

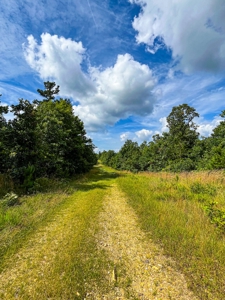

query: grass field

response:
[1,166,225,299]
[118,170,225,300]
[0,166,116,299]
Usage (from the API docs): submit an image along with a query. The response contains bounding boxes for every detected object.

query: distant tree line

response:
[0,82,97,190]
[99,104,225,172]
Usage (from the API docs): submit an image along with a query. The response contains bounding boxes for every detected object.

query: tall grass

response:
[0,177,76,267]
[118,171,225,300]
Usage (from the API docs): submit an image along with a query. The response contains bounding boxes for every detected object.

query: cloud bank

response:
[130,0,225,73]
[24,33,157,131]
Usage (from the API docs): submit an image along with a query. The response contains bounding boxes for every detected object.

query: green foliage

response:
[203,201,225,232]
[203,111,225,169]
[119,140,141,172]
[35,98,95,177]
[0,174,14,198]
[0,82,96,192]
[167,158,196,172]
[100,103,225,173]
[166,104,199,164]
[207,143,225,169]
[100,104,201,172]
[23,164,36,191]
[37,81,60,101]
[190,182,217,196]
[0,100,9,173]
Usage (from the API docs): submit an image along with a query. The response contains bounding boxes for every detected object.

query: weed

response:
[190,182,217,196]
[203,201,225,232]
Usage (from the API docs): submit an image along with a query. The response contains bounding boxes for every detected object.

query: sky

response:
[1,0,225,152]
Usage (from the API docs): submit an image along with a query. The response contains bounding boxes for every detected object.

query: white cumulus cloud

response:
[23,34,157,131]
[23,33,96,98]
[129,0,225,73]
[135,129,153,141]
[120,132,132,142]
[74,53,157,130]
[197,116,223,137]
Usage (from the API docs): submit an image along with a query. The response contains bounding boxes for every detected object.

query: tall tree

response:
[119,140,141,172]
[166,104,199,169]
[37,81,60,101]
[0,82,97,190]
[7,99,37,183]
[36,84,96,177]
[0,99,9,173]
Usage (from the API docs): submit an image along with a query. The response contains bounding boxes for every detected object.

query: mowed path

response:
[0,174,198,299]
[90,184,198,300]
[0,186,106,299]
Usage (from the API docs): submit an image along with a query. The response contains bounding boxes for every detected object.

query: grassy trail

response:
[0,166,199,299]
[0,166,114,299]
[92,183,197,300]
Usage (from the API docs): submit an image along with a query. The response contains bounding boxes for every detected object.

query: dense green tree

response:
[147,133,171,171]
[100,150,116,167]
[167,104,199,156]
[212,110,225,140]
[205,110,225,169]
[166,104,199,170]
[7,99,37,184]
[138,141,151,171]
[0,82,97,191]
[101,104,202,172]
[35,86,96,177]
[0,99,9,173]
[119,140,141,172]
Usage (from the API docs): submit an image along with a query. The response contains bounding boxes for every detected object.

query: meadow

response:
[0,168,114,299]
[118,170,225,299]
[1,167,225,299]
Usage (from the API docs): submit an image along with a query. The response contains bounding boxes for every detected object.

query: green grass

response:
[0,165,117,299]
[2,165,225,299]
[117,171,225,300]
[0,179,77,268]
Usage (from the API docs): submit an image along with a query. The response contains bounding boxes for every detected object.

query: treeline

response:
[0,82,97,190]
[100,104,225,172]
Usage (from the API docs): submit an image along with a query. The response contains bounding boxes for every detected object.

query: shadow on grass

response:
[70,165,127,193]
[73,183,111,192]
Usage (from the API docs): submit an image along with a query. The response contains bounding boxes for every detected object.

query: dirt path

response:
[89,184,198,300]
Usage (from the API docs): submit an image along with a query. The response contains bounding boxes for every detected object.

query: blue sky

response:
[1,0,225,151]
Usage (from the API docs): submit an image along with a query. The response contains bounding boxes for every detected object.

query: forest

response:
[0,82,97,193]
[100,104,225,172]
